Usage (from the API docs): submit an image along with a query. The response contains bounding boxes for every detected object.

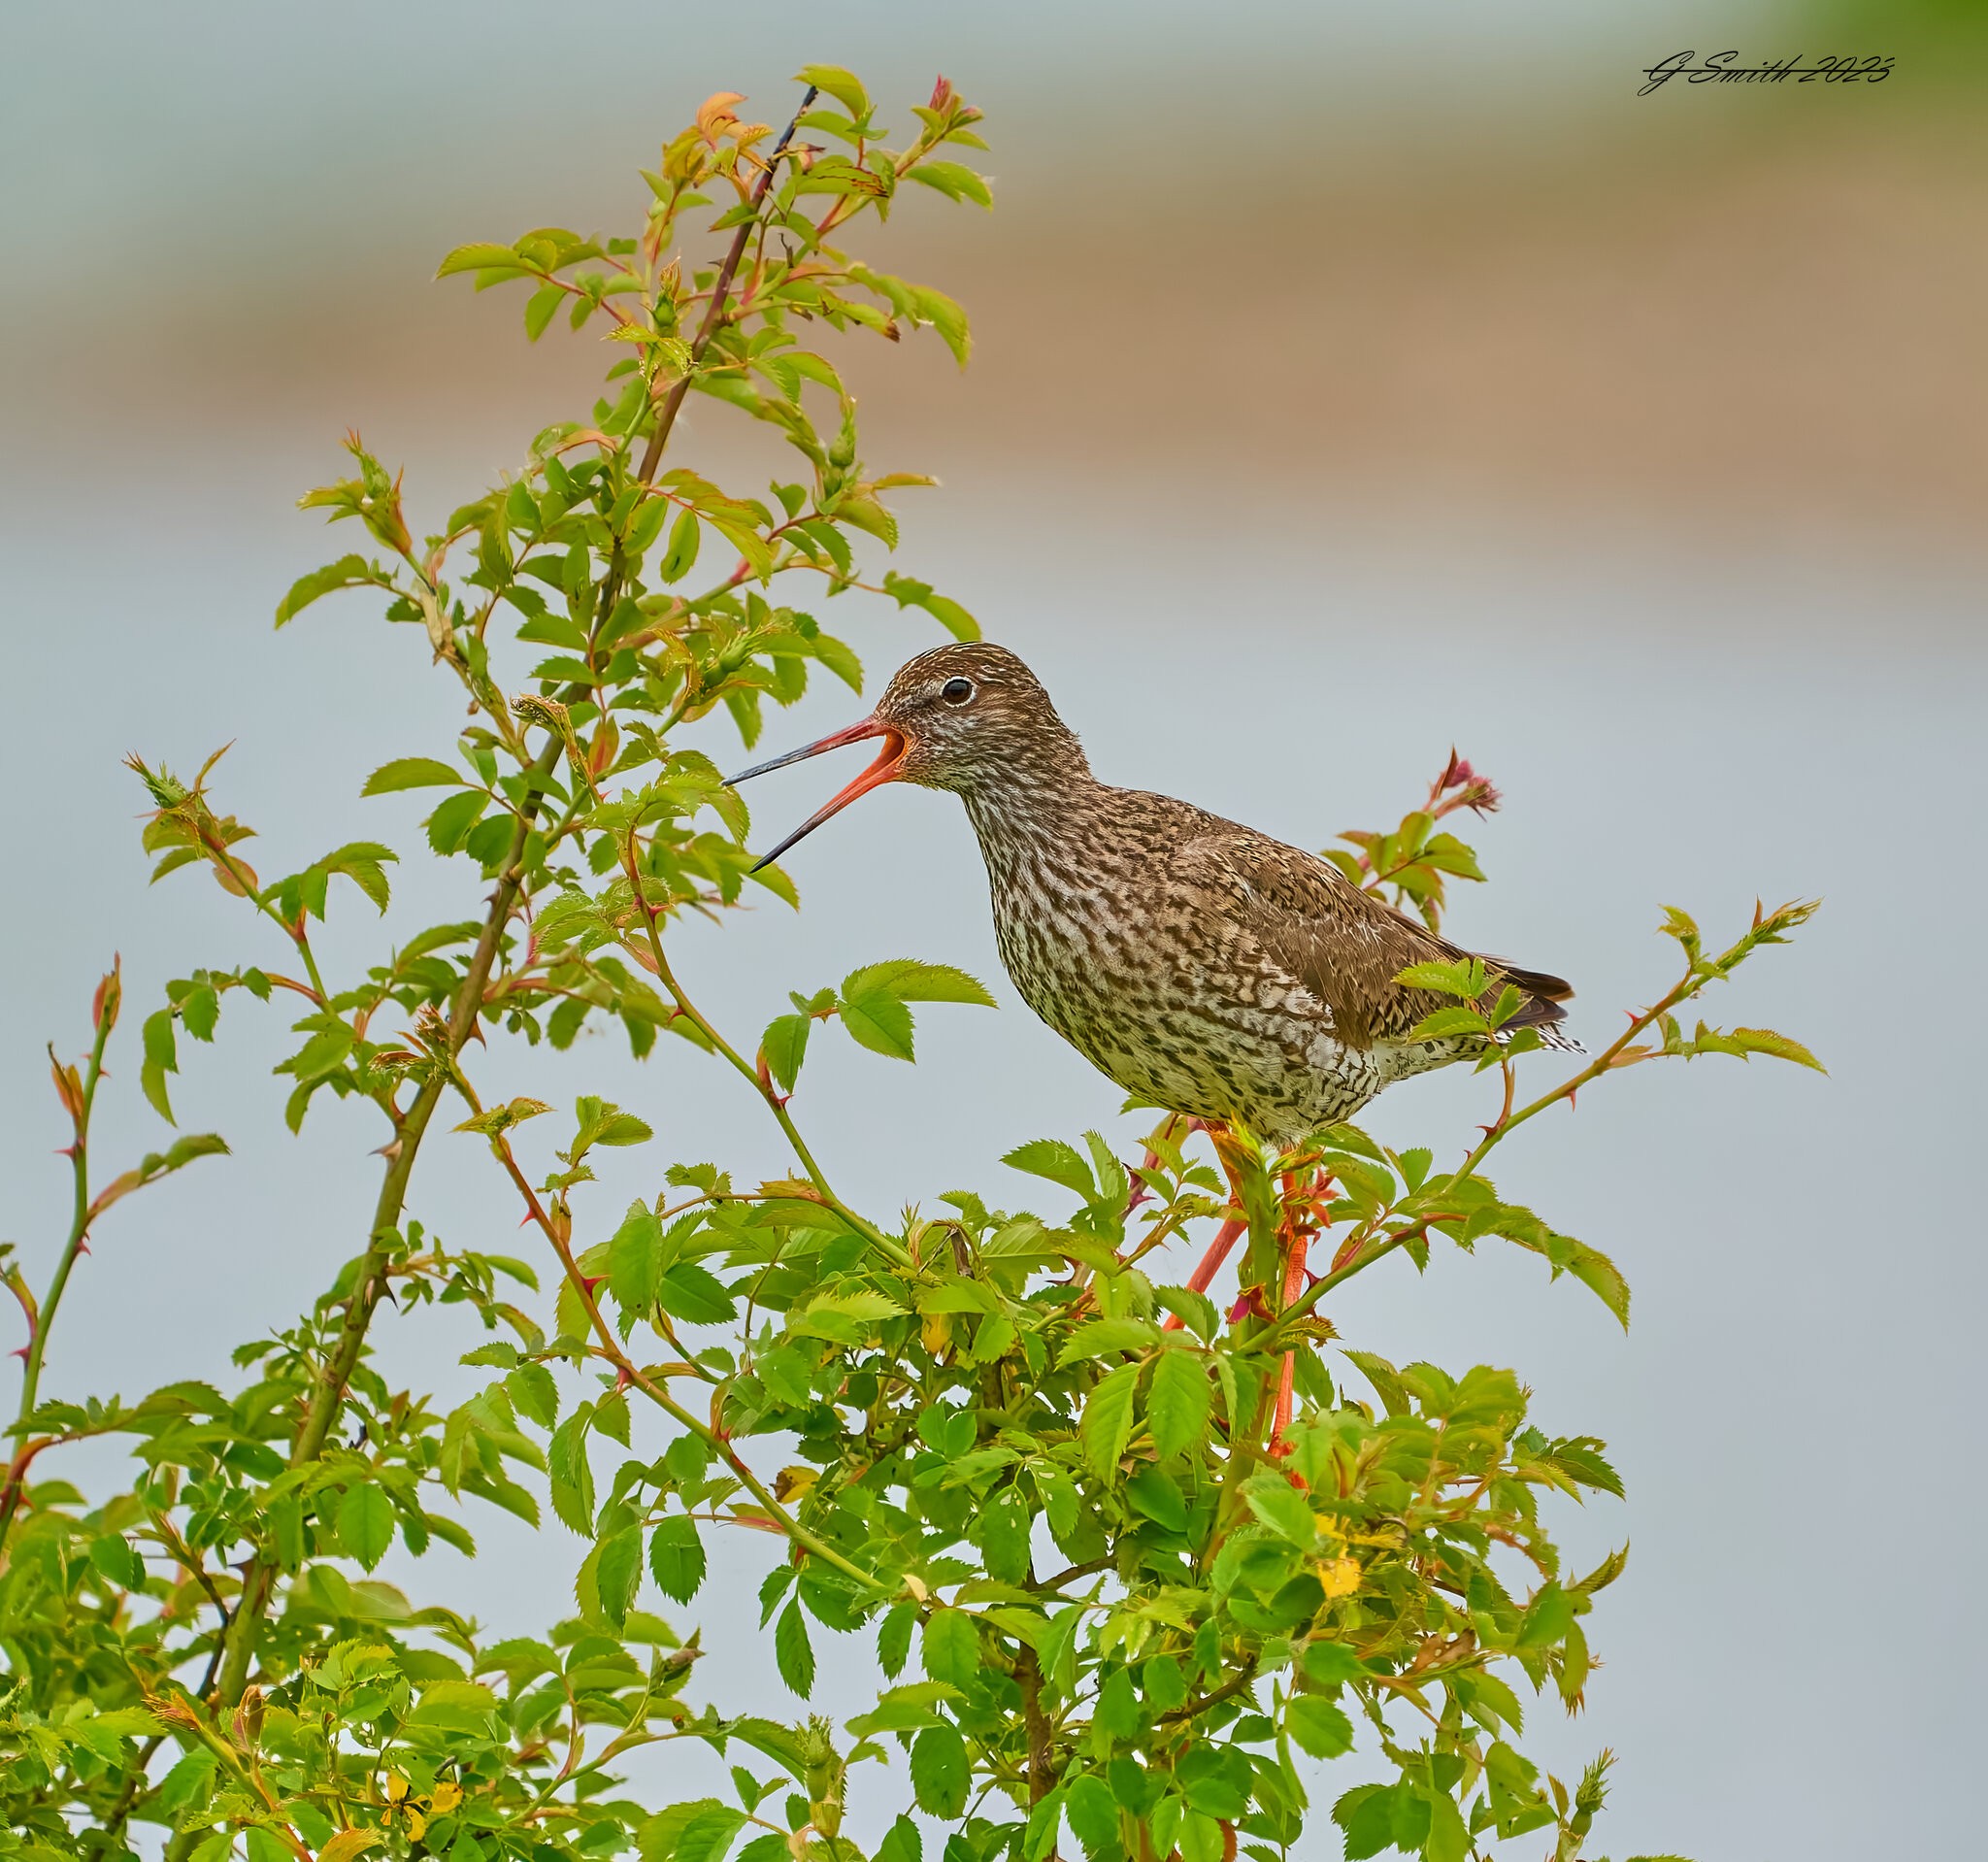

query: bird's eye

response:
[941,677,975,706]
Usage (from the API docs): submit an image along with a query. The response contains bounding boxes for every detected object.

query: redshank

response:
[726,644,1576,1149]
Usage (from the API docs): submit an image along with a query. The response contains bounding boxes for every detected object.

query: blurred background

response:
[3,1,1983,1856]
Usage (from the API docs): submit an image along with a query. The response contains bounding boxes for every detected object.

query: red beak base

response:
[723,718,909,871]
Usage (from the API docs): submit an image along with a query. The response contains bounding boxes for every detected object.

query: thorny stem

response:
[0,1002,115,1550]
[630,90,816,536]
[614,816,911,1270]
[485,1130,886,1594]
[202,742,563,1726]
[1247,953,1718,1360]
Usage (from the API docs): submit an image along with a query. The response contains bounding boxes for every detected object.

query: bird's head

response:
[724,642,1086,869]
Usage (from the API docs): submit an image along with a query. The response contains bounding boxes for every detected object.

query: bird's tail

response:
[1489,963,1585,1055]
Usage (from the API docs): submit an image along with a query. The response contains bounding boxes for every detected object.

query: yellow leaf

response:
[318,1833,385,1862]
[1317,1556,1362,1599]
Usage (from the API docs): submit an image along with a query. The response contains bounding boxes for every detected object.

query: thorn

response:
[9,1346,28,1361]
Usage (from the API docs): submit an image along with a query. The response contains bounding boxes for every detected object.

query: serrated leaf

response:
[1286,1695,1354,1758]
[1079,1360,1140,1479]
[595,1525,643,1624]
[1058,1317,1158,1366]
[608,1202,664,1313]
[775,1598,814,1697]
[903,160,993,208]
[337,1482,395,1571]
[657,1261,736,1324]
[274,554,382,627]
[1514,1581,1575,1649]
[1729,1026,1827,1073]
[506,1363,559,1430]
[437,241,524,279]
[795,63,870,118]
[649,1514,707,1603]
[910,1722,969,1819]
[1404,1006,1490,1044]
[1003,1139,1095,1199]
[1243,1477,1316,1546]
[839,989,915,1060]
[1394,958,1487,999]
[921,1608,978,1689]
[1146,1348,1212,1459]
[362,757,466,794]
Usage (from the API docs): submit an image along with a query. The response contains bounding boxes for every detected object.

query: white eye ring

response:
[941,677,975,706]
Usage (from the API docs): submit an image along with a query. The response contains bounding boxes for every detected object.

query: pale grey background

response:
[2,3,1982,1857]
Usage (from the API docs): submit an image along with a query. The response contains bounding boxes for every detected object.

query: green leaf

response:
[436,241,524,279]
[922,1608,978,1689]
[1300,1641,1364,1690]
[337,1482,395,1571]
[596,1525,643,1624]
[506,1363,559,1430]
[1728,1025,1827,1072]
[1394,957,1488,998]
[1146,1349,1212,1459]
[275,554,382,626]
[406,1679,499,1733]
[903,160,992,209]
[140,1007,180,1121]
[657,1261,737,1324]
[843,958,998,1007]
[1243,1477,1316,1546]
[608,1201,664,1313]
[1064,1775,1119,1858]
[1564,1240,1631,1330]
[775,1598,815,1697]
[1515,1581,1575,1649]
[910,1722,970,1819]
[1403,1006,1490,1044]
[524,282,562,341]
[426,787,489,855]
[361,757,465,794]
[649,1514,707,1603]
[761,1014,812,1091]
[1285,1696,1354,1758]
[795,64,870,118]
[880,570,980,640]
[1059,1317,1158,1365]
[548,1413,597,1535]
[1003,1139,1095,1199]
[1079,1361,1141,1480]
[839,989,915,1060]
[878,1815,922,1862]
[87,1533,145,1590]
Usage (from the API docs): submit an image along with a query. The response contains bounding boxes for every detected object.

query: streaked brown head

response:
[724,642,1087,869]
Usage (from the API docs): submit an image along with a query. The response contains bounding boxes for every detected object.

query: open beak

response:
[724,716,908,872]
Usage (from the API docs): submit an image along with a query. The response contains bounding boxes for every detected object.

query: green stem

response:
[488,1135,886,1594]
[0,1012,113,1550]
[204,742,562,1715]
[643,917,910,1271]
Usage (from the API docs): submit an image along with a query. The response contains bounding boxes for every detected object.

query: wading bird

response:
[726,643,1577,1154]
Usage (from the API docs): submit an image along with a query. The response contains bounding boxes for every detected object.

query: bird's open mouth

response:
[723,717,908,871]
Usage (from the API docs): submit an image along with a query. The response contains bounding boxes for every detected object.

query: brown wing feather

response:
[1176,828,1572,1048]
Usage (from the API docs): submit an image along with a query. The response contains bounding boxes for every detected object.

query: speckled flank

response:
[870,643,1578,1149]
